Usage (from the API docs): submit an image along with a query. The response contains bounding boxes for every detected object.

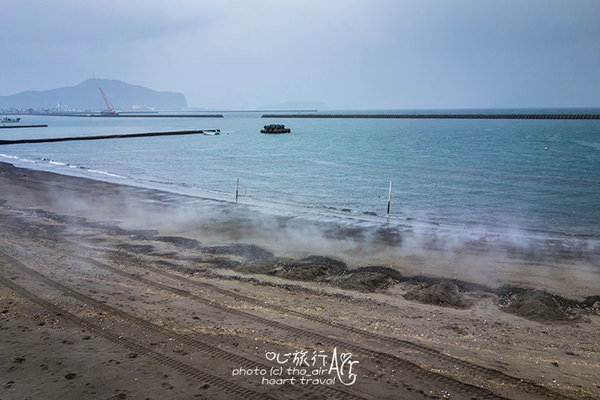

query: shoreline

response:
[2,156,598,258]
[1,160,598,296]
[1,160,599,399]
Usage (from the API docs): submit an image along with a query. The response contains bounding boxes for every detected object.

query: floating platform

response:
[261,124,291,134]
[0,124,48,129]
[0,130,205,145]
[262,113,600,120]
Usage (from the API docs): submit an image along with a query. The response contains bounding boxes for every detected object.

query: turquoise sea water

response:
[2,110,599,254]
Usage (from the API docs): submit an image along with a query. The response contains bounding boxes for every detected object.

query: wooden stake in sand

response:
[387,181,392,216]
[236,178,239,203]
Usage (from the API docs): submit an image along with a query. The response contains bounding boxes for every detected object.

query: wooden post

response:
[236,178,239,203]
[387,181,392,216]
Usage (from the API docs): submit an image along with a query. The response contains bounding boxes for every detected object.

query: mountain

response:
[257,101,328,110]
[0,79,187,111]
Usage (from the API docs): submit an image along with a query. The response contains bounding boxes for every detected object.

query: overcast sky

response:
[1,0,599,109]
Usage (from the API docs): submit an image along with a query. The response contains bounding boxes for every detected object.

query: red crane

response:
[98,87,116,114]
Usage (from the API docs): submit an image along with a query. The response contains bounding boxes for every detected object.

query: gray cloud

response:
[1,0,599,109]
[4,0,205,45]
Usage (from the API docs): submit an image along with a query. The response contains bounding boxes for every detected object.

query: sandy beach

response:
[1,161,599,400]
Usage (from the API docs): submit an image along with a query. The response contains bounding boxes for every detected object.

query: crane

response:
[98,87,117,114]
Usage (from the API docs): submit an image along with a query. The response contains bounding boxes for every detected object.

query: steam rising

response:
[2,159,598,298]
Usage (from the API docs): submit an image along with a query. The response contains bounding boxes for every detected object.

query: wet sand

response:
[1,161,599,400]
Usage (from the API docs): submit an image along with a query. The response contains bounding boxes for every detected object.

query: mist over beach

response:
[1,1,600,399]
[2,112,600,261]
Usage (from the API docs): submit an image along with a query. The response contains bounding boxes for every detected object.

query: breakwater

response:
[0,124,48,129]
[0,130,205,145]
[13,112,224,118]
[262,113,600,119]
[107,114,224,118]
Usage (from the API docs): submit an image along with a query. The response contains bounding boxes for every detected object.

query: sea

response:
[1,110,599,258]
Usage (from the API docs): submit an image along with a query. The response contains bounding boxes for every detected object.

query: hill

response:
[0,79,187,111]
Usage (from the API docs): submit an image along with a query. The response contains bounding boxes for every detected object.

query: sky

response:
[1,0,599,109]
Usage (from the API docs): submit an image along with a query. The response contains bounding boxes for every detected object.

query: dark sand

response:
[1,161,599,399]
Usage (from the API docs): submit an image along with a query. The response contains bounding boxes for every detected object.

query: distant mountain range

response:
[0,79,187,111]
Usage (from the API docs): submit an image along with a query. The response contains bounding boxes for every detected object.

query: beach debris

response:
[339,266,402,293]
[404,281,473,309]
[237,257,291,273]
[268,255,347,282]
[203,244,273,262]
[242,256,346,280]
[115,243,155,254]
[496,287,580,323]
[340,271,393,292]
[155,236,202,250]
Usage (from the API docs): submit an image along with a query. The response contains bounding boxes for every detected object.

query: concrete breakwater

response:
[0,124,48,129]
[0,130,205,145]
[106,114,224,118]
[13,112,224,118]
[262,113,600,119]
